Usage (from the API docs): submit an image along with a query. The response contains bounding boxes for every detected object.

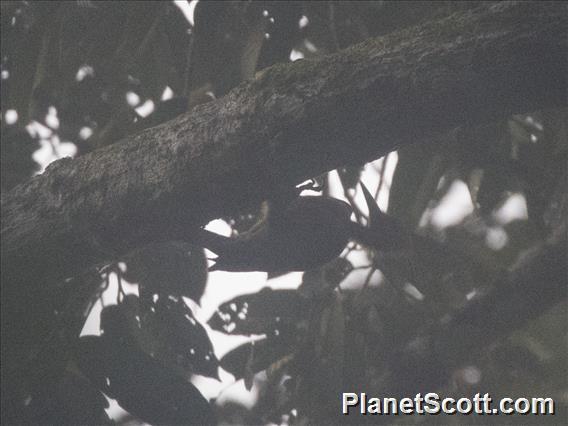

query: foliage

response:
[1,1,566,425]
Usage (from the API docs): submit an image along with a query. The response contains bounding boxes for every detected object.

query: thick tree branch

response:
[1,1,567,402]
[2,1,566,285]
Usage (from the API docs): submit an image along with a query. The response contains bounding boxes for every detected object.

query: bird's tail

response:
[353,183,410,251]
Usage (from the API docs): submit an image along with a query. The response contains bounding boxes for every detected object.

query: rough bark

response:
[2,1,566,285]
[1,2,566,377]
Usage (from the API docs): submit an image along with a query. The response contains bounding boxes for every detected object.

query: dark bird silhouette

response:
[196,183,407,272]
[350,182,410,251]
[196,195,354,272]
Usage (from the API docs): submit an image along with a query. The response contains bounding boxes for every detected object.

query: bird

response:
[351,182,409,251]
[195,183,406,272]
[196,195,354,272]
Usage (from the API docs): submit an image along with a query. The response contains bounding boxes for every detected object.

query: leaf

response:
[143,296,220,380]
[122,241,208,304]
[220,334,295,380]
[389,143,449,228]
[1,127,40,191]
[162,3,192,91]
[476,164,512,216]
[100,295,219,380]
[76,335,216,425]
[208,288,309,336]
[25,370,111,425]
[315,294,345,368]
[75,336,113,396]
[298,257,353,299]
[296,293,346,420]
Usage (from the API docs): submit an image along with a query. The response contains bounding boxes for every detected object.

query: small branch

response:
[389,222,567,394]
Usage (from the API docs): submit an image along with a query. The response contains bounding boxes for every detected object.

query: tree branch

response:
[388,220,567,395]
[1,1,566,285]
[1,1,566,400]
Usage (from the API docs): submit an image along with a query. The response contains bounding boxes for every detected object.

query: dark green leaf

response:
[122,241,208,304]
[143,296,219,379]
[389,143,450,228]
[208,288,309,336]
[220,334,295,380]
[25,371,111,425]
[298,257,353,299]
[100,295,219,380]
[76,334,216,425]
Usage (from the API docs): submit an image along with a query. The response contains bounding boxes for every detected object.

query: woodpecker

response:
[351,182,409,251]
[197,195,354,272]
[196,183,405,272]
